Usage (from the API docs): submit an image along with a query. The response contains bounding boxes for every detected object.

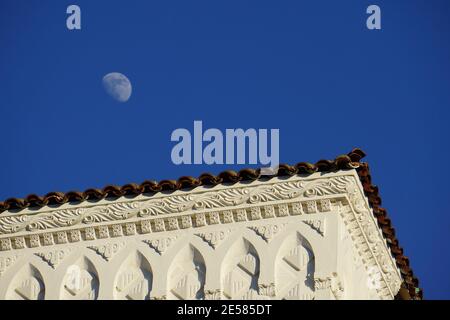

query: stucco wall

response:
[0,170,402,300]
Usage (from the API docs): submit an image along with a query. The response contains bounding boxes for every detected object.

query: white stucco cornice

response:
[0,169,403,300]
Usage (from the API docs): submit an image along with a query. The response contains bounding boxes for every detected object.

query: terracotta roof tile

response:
[0,148,422,299]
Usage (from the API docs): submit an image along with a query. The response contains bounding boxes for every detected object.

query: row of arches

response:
[2,232,316,300]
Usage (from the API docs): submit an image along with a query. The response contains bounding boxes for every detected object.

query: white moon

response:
[102,72,132,102]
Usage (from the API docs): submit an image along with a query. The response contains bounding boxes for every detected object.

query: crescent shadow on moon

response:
[102,72,132,102]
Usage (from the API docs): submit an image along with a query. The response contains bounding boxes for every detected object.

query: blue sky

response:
[0,0,449,299]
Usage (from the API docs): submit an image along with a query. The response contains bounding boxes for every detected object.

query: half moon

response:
[102,72,132,102]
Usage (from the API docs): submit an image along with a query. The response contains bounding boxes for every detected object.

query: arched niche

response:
[114,251,153,300]
[6,263,45,300]
[275,232,315,300]
[167,244,206,300]
[221,238,260,299]
[60,256,99,300]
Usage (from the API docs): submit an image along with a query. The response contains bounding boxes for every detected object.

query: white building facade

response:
[0,151,420,300]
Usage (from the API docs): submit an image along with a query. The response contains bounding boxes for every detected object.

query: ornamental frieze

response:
[0,175,353,236]
[0,199,340,253]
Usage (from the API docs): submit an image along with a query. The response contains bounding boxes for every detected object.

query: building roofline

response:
[0,148,422,299]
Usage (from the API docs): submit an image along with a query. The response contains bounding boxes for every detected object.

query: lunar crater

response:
[102,72,132,102]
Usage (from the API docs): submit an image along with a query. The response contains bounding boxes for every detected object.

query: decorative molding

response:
[330,275,344,300]
[258,283,275,297]
[0,255,18,276]
[87,242,126,261]
[314,273,344,300]
[14,277,44,300]
[0,199,338,253]
[0,176,350,235]
[204,289,222,300]
[62,265,98,299]
[143,236,178,255]
[340,179,401,299]
[303,219,325,236]
[35,249,72,269]
[0,238,12,251]
[114,261,151,300]
[0,173,402,300]
[248,223,287,242]
[150,295,166,300]
[314,277,331,290]
[196,230,232,249]
[13,237,26,249]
